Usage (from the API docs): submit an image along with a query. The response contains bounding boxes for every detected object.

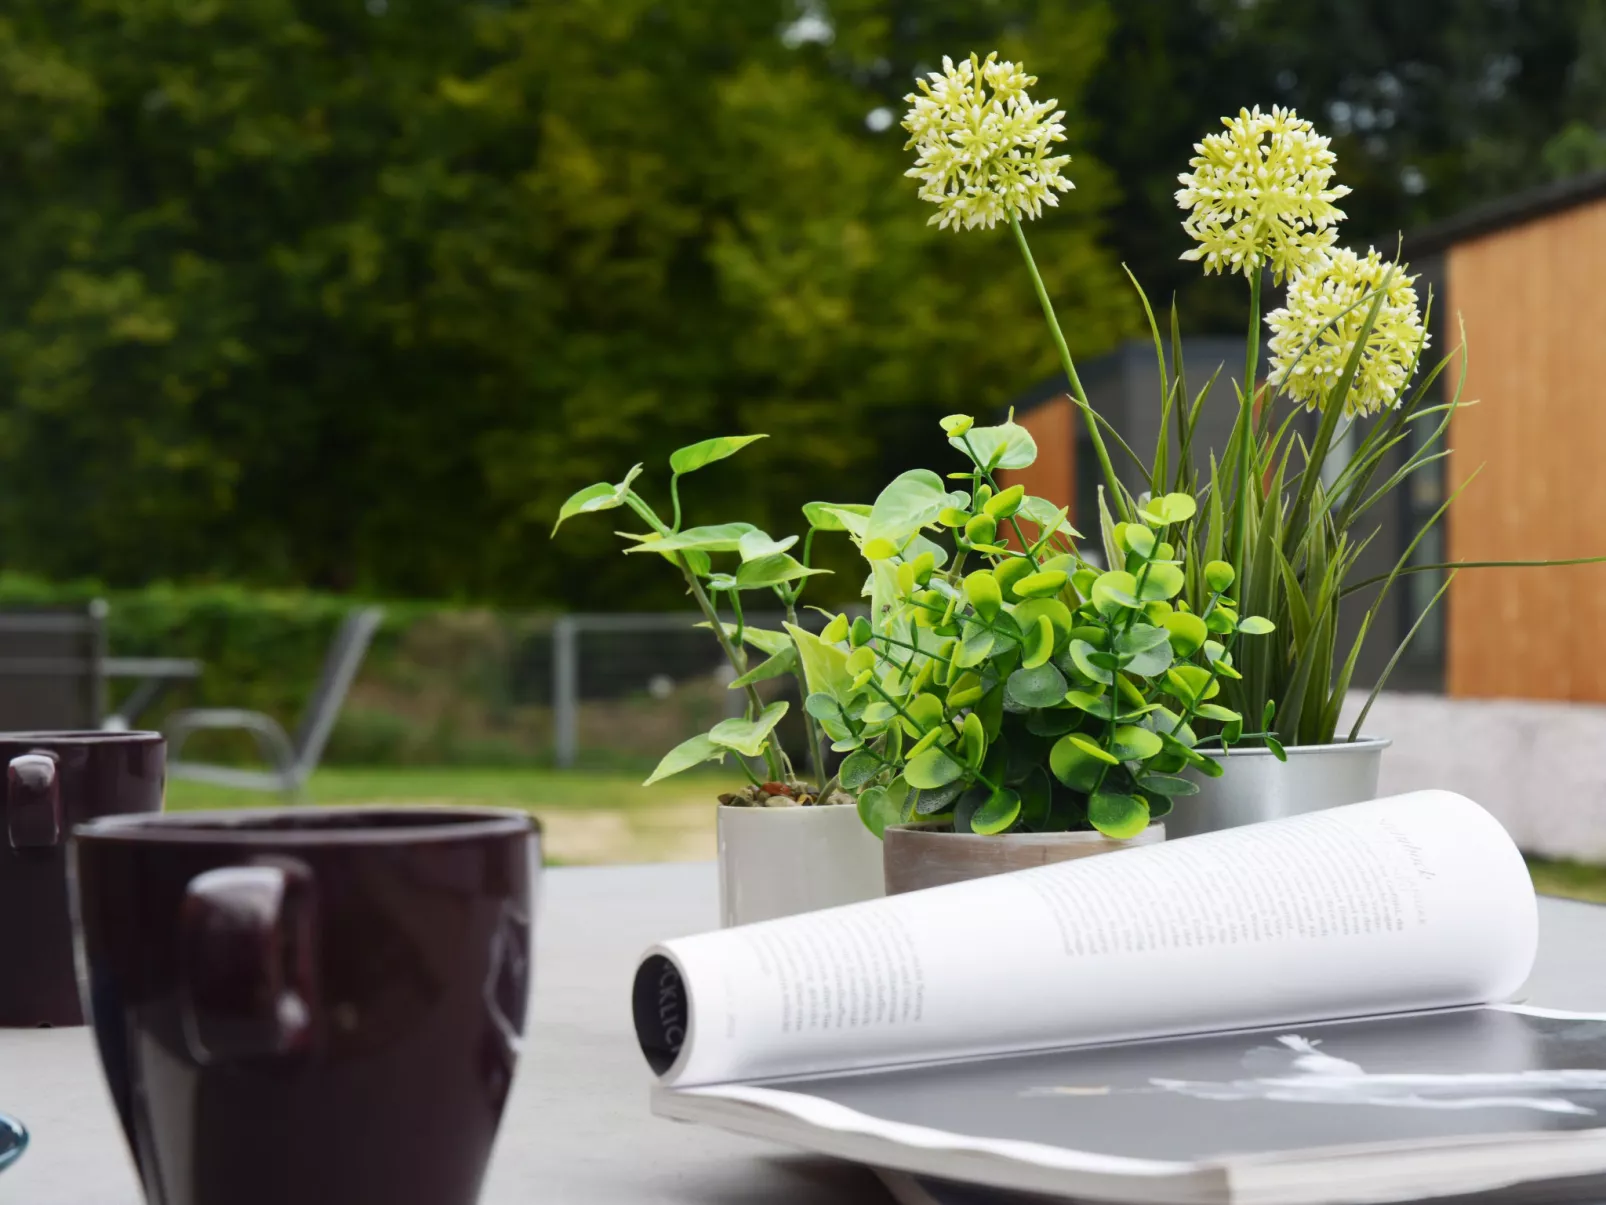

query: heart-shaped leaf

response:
[727,644,798,689]
[786,623,853,698]
[670,435,766,474]
[736,530,798,562]
[736,553,828,590]
[627,523,757,554]
[803,501,871,533]
[707,701,789,758]
[954,420,1036,471]
[867,470,951,544]
[643,733,726,785]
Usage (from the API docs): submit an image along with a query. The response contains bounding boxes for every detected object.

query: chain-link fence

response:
[317,608,837,770]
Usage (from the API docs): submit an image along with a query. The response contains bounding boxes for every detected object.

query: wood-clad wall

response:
[999,395,1075,523]
[1446,196,1606,699]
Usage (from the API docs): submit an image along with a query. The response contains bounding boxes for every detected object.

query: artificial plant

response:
[798,415,1278,839]
[898,54,1601,756]
[551,435,846,803]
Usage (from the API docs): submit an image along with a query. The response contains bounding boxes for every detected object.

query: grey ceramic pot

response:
[1167,735,1391,839]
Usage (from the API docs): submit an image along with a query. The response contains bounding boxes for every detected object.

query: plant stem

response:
[1234,268,1263,570]
[677,556,784,781]
[866,680,999,793]
[1010,213,1125,519]
[785,598,830,789]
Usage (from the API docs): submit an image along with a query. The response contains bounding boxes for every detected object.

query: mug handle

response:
[179,859,319,1063]
[6,753,60,849]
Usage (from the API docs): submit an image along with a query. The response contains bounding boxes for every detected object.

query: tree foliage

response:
[0,0,1601,607]
[0,0,1129,605]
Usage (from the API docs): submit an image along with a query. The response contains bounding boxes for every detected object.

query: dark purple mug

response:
[71,806,538,1205]
[0,730,164,1026]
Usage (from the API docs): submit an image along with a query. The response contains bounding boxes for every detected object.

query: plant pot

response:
[882,821,1165,895]
[1166,735,1391,839]
[717,803,885,927]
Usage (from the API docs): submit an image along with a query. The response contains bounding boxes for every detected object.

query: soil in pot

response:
[883,821,1164,895]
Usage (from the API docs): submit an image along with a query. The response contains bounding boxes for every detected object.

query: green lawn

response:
[164,769,1606,895]
[165,766,740,865]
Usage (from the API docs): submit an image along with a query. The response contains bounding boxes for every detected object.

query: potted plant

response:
[839,53,1603,860]
[551,436,883,925]
[797,410,1280,893]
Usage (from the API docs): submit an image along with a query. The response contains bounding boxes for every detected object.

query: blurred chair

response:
[0,601,108,730]
[166,607,384,799]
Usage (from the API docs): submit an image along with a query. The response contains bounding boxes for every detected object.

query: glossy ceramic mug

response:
[0,730,164,1026]
[71,806,538,1205]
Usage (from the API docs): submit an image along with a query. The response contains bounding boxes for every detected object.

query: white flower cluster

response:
[1265,247,1430,418]
[1176,106,1351,283]
[902,53,1074,232]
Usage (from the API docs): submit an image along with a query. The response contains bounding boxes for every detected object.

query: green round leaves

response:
[1204,559,1236,592]
[1237,614,1277,635]
[1013,570,1069,600]
[969,786,1022,835]
[1139,492,1197,526]
[964,570,1003,621]
[1088,791,1150,839]
[983,484,1025,518]
[1162,611,1208,656]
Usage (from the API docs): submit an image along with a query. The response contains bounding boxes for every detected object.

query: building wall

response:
[1446,195,1606,699]
[998,394,1076,522]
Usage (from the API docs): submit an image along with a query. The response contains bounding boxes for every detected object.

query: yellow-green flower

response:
[1265,247,1429,418]
[902,53,1073,232]
[1176,106,1351,283]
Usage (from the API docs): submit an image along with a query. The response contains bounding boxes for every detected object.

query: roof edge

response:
[1404,169,1606,257]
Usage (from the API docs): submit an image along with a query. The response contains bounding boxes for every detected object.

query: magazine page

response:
[659,1007,1606,1205]
[634,791,1536,1087]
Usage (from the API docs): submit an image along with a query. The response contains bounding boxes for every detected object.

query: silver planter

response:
[1167,736,1391,839]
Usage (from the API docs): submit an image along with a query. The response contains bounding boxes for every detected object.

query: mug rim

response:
[74,804,538,845]
[0,729,163,743]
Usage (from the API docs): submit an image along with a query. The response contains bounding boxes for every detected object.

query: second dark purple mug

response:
[0,730,165,1026]
[71,806,537,1205]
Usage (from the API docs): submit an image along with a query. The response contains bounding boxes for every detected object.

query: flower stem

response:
[1234,269,1263,571]
[1010,213,1125,519]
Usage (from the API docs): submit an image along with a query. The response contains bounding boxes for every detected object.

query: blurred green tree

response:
[0,0,1130,607]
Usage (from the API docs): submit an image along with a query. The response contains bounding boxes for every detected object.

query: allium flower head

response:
[1176,106,1351,283]
[1265,247,1430,418]
[902,53,1073,232]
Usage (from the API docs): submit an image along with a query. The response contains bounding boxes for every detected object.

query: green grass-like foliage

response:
[801,415,1280,840]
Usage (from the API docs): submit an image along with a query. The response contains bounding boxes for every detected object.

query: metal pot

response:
[1167,735,1391,839]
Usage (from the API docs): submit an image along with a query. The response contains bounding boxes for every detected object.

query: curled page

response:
[634,791,1537,1087]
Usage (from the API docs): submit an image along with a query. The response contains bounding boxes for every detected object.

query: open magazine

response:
[630,791,1606,1204]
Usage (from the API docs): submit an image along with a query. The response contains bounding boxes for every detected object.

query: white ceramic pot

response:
[1167,735,1391,839]
[716,803,885,927]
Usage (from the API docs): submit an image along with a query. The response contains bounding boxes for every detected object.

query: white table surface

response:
[2,863,1604,1204]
